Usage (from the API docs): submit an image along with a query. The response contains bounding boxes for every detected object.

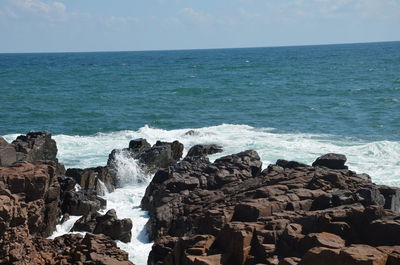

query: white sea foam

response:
[4,124,400,264]
[48,215,83,240]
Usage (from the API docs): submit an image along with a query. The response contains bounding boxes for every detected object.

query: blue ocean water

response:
[1,41,399,140]
[1,41,400,264]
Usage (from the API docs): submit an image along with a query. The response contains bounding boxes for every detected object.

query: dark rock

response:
[128,138,151,152]
[184,130,200,136]
[379,185,400,212]
[312,153,348,169]
[61,189,106,216]
[186,144,223,157]
[0,132,65,174]
[142,151,400,265]
[108,139,184,175]
[66,166,117,194]
[276,159,309,169]
[72,209,132,243]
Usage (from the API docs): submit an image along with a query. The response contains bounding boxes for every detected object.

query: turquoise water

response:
[1,41,399,140]
[1,41,400,264]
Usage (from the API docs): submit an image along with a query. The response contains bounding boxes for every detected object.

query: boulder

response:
[186,144,223,157]
[108,139,184,175]
[312,153,348,169]
[61,189,106,216]
[72,209,132,243]
[66,166,117,194]
[0,132,65,174]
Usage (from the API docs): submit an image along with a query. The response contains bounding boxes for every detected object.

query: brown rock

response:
[300,232,345,253]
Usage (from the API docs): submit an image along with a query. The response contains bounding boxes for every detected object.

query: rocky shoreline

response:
[0,132,399,265]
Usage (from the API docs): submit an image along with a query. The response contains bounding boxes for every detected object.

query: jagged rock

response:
[0,161,60,237]
[72,209,132,243]
[129,138,151,153]
[142,151,400,265]
[0,134,134,265]
[379,185,400,212]
[312,153,348,169]
[0,132,65,174]
[108,139,184,175]
[186,144,223,157]
[66,166,117,194]
[61,189,106,216]
[302,245,388,265]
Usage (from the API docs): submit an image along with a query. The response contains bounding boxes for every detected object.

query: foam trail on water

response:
[100,184,152,265]
[32,124,399,186]
[48,216,82,240]
[99,153,153,264]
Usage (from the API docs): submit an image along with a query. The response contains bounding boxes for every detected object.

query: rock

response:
[129,138,151,152]
[0,161,60,237]
[0,132,65,174]
[184,130,200,136]
[340,245,388,265]
[312,153,348,169]
[379,185,400,212]
[49,233,134,265]
[356,187,386,207]
[302,245,388,265]
[186,144,223,157]
[142,151,400,265]
[300,232,345,254]
[108,139,184,175]
[0,137,133,265]
[66,166,117,194]
[377,246,400,265]
[72,209,132,243]
[139,140,184,171]
[61,189,106,216]
[365,220,400,246]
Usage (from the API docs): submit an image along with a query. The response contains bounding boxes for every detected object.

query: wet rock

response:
[72,209,132,243]
[108,139,184,175]
[186,144,223,157]
[66,166,117,194]
[379,185,400,212]
[61,189,106,216]
[184,130,200,136]
[129,138,151,152]
[312,153,348,169]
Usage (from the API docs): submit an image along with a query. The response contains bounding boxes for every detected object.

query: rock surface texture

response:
[141,152,400,265]
[72,209,133,243]
[108,138,184,176]
[0,132,64,173]
[0,132,134,265]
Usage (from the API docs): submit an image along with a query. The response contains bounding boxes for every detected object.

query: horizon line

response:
[1,40,399,55]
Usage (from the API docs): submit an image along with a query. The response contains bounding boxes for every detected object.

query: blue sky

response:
[0,0,399,52]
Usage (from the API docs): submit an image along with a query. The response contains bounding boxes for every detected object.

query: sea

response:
[1,41,399,264]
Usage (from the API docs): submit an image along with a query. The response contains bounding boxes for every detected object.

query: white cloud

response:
[0,0,140,25]
[10,0,67,21]
[181,7,209,23]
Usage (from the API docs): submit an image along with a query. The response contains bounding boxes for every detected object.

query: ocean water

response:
[1,41,400,264]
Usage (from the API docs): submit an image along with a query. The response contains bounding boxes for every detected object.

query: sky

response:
[0,0,399,53]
